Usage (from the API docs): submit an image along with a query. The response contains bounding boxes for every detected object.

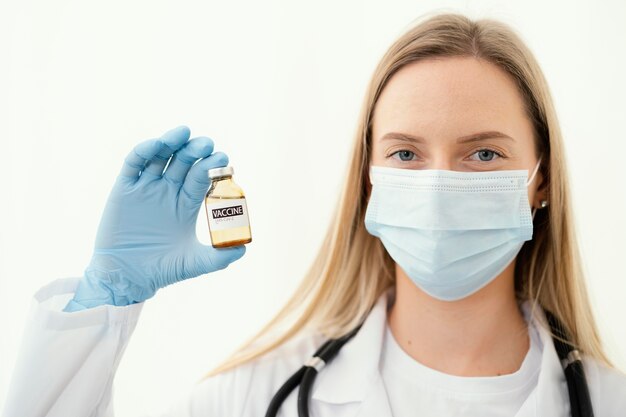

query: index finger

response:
[117,139,163,181]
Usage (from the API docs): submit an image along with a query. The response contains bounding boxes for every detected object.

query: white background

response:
[1,0,625,414]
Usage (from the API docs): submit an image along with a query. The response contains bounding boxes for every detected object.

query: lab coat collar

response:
[310,287,391,406]
[521,300,571,416]
[310,287,572,416]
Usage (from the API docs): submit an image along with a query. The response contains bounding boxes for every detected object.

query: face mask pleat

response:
[422,243,525,301]
[368,184,530,231]
[375,226,529,268]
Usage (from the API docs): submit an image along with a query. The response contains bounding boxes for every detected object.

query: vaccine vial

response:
[204,166,252,248]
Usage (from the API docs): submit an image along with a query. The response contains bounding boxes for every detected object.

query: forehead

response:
[371,56,531,140]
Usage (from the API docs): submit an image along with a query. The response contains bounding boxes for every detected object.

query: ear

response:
[532,169,549,209]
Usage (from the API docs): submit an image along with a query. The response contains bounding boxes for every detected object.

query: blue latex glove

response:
[63,126,247,312]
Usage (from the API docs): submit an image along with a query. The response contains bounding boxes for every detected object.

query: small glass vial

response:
[204,166,252,248]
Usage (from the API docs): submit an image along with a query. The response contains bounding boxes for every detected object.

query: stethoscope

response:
[265,308,594,417]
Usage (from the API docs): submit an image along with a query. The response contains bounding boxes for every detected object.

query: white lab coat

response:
[2,276,626,417]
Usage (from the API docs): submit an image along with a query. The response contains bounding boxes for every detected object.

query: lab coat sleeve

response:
[584,356,626,416]
[2,277,144,417]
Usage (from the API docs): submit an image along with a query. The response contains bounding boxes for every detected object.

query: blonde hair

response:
[202,12,615,379]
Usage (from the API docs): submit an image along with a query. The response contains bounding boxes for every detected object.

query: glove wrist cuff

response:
[65,266,140,310]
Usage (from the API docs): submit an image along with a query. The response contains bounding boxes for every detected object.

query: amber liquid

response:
[205,195,252,248]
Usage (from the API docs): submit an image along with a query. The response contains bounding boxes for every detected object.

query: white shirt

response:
[2,277,626,417]
[381,299,543,416]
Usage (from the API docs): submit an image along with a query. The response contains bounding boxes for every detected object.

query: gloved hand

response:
[63,126,247,312]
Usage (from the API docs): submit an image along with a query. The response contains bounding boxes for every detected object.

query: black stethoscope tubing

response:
[264,309,594,417]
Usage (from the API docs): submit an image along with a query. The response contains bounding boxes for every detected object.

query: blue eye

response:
[471,149,502,162]
[391,150,416,161]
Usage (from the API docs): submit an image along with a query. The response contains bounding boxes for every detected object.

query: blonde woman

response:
[3,12,625,417]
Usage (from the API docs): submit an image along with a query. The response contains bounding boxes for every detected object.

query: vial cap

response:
[208,166,234,179]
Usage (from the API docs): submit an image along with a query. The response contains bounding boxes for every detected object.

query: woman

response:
[3,12,625,417]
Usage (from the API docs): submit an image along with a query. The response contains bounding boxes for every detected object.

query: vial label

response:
[207,198,250,232]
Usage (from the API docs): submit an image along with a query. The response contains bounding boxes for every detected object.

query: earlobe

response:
[532,194,548,210]
[532,184,548,209]
[532,168,549,210]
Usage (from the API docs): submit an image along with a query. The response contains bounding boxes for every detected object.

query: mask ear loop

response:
[528,155,543,220]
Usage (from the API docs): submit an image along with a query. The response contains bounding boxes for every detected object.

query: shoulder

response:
[583,355,626,416]
[182,329,326,417]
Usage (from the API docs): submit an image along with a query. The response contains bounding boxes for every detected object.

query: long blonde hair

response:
[202,12,615,379]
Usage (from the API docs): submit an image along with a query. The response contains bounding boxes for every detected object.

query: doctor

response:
[3,12,626,417]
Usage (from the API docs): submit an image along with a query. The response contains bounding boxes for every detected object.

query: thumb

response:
[181,152,229,205]
[198,244,247,274]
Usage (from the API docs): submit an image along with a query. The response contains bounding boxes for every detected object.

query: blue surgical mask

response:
[364,159,542,301]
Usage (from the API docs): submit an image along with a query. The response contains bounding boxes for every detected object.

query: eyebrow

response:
[456,131,514,144]
[380,131,514,144]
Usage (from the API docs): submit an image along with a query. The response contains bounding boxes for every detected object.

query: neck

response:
[387,261,530,377]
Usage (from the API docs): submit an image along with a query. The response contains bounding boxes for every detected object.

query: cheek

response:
[369,144,386,165]
[368,136,385,168]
